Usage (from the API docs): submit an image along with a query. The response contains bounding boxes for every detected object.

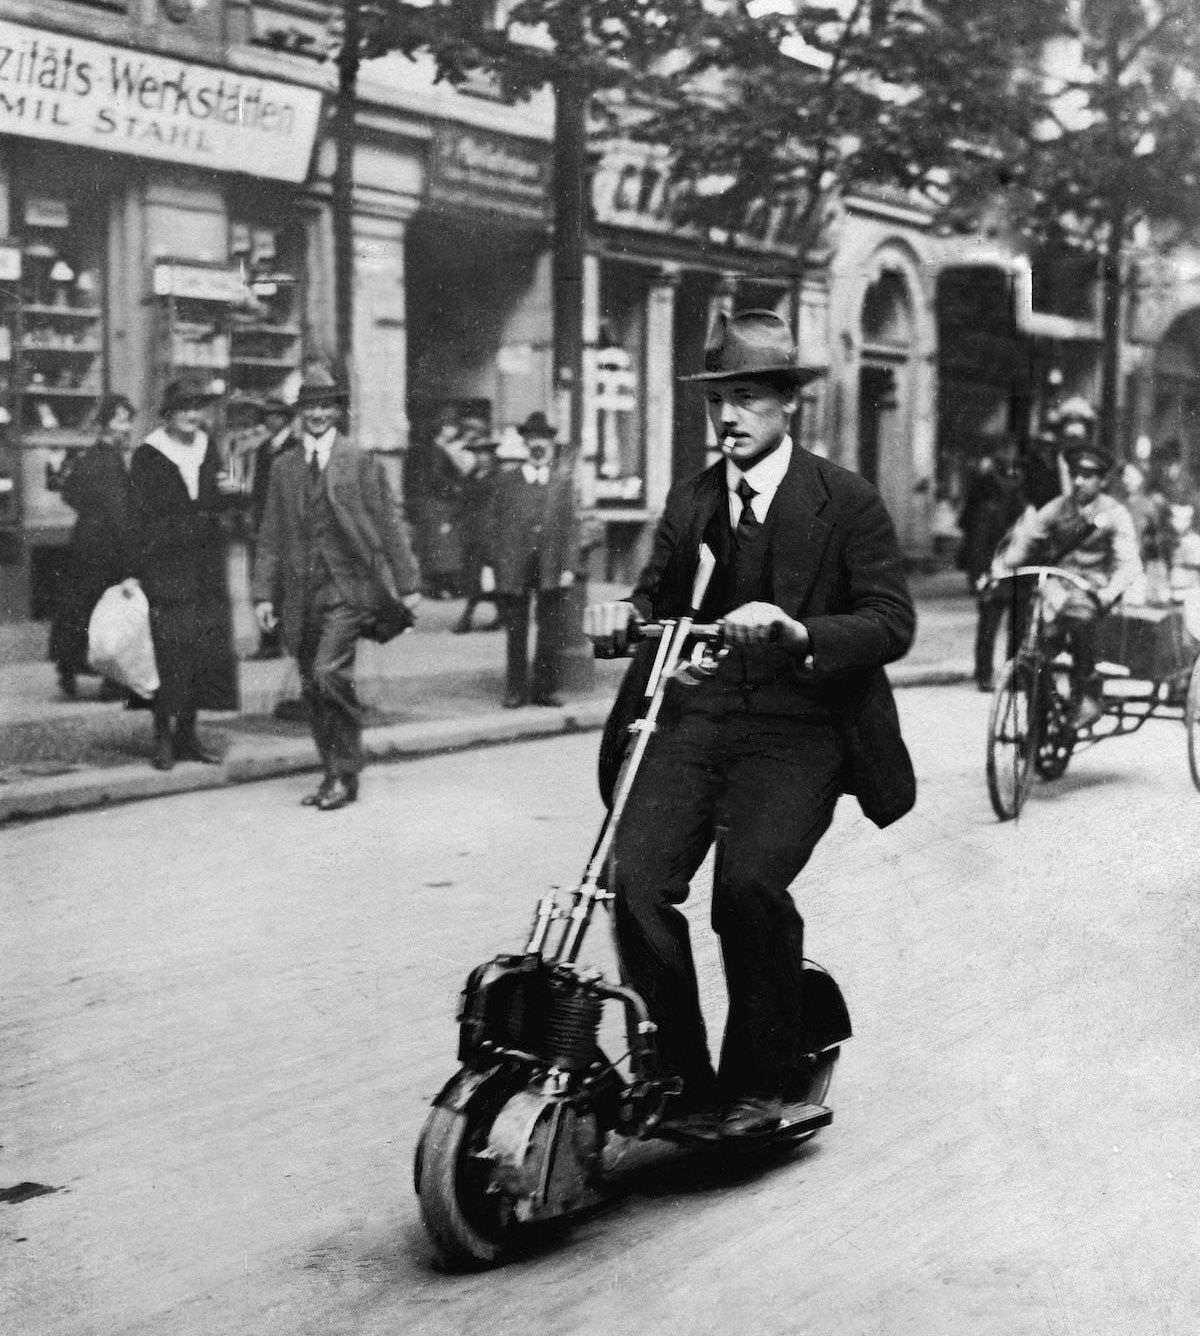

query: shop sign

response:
[591,149,806,255]
[0,19,322,183]
[429,126,551,223]
[153,261,249,305]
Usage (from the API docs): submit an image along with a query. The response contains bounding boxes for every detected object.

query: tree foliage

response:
[991,0,1200,255]
[629,0,1063,253]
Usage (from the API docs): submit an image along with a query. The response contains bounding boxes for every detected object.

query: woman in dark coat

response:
[49,394,135,698]
[126,380,239,770]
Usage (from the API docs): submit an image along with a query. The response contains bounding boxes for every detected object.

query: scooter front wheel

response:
[414,1068,521,1271]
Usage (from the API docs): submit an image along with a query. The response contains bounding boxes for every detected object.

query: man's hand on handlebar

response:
[584,600,642,657]
[721,601,808,650]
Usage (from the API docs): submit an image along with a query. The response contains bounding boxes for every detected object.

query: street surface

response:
[5,685,1200,1336]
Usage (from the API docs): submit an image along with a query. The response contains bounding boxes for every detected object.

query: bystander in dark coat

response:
[128,380,239,770]
[48,394,135,698]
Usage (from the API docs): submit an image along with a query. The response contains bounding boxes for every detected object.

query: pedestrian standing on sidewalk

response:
[485,412,580,709]
[248,397,300,661]
[49,393,135,701]
[453,434,502,634]
[125,379,240,771]
[585,309,915,1139]
[251,367,422,811]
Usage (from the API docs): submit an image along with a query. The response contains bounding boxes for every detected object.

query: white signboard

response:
[0,20,323,183]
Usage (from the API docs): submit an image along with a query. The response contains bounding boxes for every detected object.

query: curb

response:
[0,665,972,827]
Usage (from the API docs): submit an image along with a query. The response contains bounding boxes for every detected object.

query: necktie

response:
[308,450,320,482]
[735,478,758,545]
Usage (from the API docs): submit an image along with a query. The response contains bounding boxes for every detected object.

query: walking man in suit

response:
[486,412,580,708]
[252,367,421,811]
[585,309,916,1138]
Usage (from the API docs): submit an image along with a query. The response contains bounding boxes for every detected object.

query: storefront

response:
[0,16,322,622]
[586,143,794,582]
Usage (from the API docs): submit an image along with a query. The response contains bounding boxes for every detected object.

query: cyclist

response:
[1003,440,1141,728]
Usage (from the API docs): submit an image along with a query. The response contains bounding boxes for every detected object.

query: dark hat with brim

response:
[161,378,219,414]
[296,366,349,406]
[680,309,826,387]
[518,411,556,438]
[260,396,295,419]
[1062,442,1115,474]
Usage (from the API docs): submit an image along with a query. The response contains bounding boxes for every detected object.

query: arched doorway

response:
[1153,309,1200,479]
[858,269,916,545]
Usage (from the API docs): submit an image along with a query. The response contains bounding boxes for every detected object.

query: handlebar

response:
[987,565,1097,596]
[632,619,727,645]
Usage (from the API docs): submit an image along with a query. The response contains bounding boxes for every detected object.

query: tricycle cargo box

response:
[1098,605,1195,681]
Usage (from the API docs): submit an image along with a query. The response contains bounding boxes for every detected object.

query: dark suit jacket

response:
[601,445,917,828]
[486,464,579,594]
[251,433,421,654]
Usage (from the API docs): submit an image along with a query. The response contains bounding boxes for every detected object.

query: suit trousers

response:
[497,572,564,701]
[613,708,844,1101]
[296,582,366,777]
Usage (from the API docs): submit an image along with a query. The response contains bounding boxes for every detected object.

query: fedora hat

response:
[260,396,295,419]
[680,309,825,386]
[296,365,349,407]
[1061,442,1114,475]
[161,377,219,415]
[517,411,556,439]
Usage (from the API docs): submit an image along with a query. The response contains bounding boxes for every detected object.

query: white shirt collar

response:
[523,461,551,485]
[304,428,337,470]
[145,426,208,502]
[725,437,792,525]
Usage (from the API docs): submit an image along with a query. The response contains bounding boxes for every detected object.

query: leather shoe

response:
[151,735,174,771]
[531,692,564,708]
[719,1094,783,1139]
[173,737,222,765]
[502,691,527,709]
[301,776,334,807]
[316,775,358,811]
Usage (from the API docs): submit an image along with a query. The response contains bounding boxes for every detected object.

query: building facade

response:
[3,0,1200,626]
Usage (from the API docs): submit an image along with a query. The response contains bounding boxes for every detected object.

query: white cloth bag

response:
[87,584,160,699]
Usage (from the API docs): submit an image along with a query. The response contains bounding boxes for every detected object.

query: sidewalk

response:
[0,571,976,824]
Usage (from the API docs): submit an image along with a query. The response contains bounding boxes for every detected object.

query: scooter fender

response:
[431,1060,519,1116]
[802,958,852,1055]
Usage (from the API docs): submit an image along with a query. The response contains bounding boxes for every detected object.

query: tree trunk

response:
[332,0,361,383]
[1098,210,1126,461]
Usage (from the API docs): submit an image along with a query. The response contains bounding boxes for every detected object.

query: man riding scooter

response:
[584,309,916,1140]
[1003,436,1141,729]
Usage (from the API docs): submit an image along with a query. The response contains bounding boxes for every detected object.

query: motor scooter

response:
[413,547,852,1270]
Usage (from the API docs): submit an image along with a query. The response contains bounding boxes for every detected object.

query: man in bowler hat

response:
[585,309,916,1138]
[1004,437,1140,728]
[251,367,421,810]
[485,411,580,708]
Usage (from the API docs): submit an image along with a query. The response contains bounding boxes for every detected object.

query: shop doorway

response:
[859,269,916,547]
[1153,308,1200,480]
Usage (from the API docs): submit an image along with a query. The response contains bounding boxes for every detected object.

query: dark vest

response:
[686,492,831,718]
[303,467,358,601]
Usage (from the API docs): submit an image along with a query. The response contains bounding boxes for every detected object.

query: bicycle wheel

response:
[987,658,1038,820]
[1186,656,1200,792]
[1034,667,1076,780]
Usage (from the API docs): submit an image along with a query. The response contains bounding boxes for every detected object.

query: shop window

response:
[227,216,304,407]
[590,264,647,508]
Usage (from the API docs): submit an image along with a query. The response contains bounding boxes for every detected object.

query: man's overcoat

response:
[251,433,420,653]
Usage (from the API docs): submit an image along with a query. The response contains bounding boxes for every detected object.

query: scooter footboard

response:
[802,959,852,1055]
